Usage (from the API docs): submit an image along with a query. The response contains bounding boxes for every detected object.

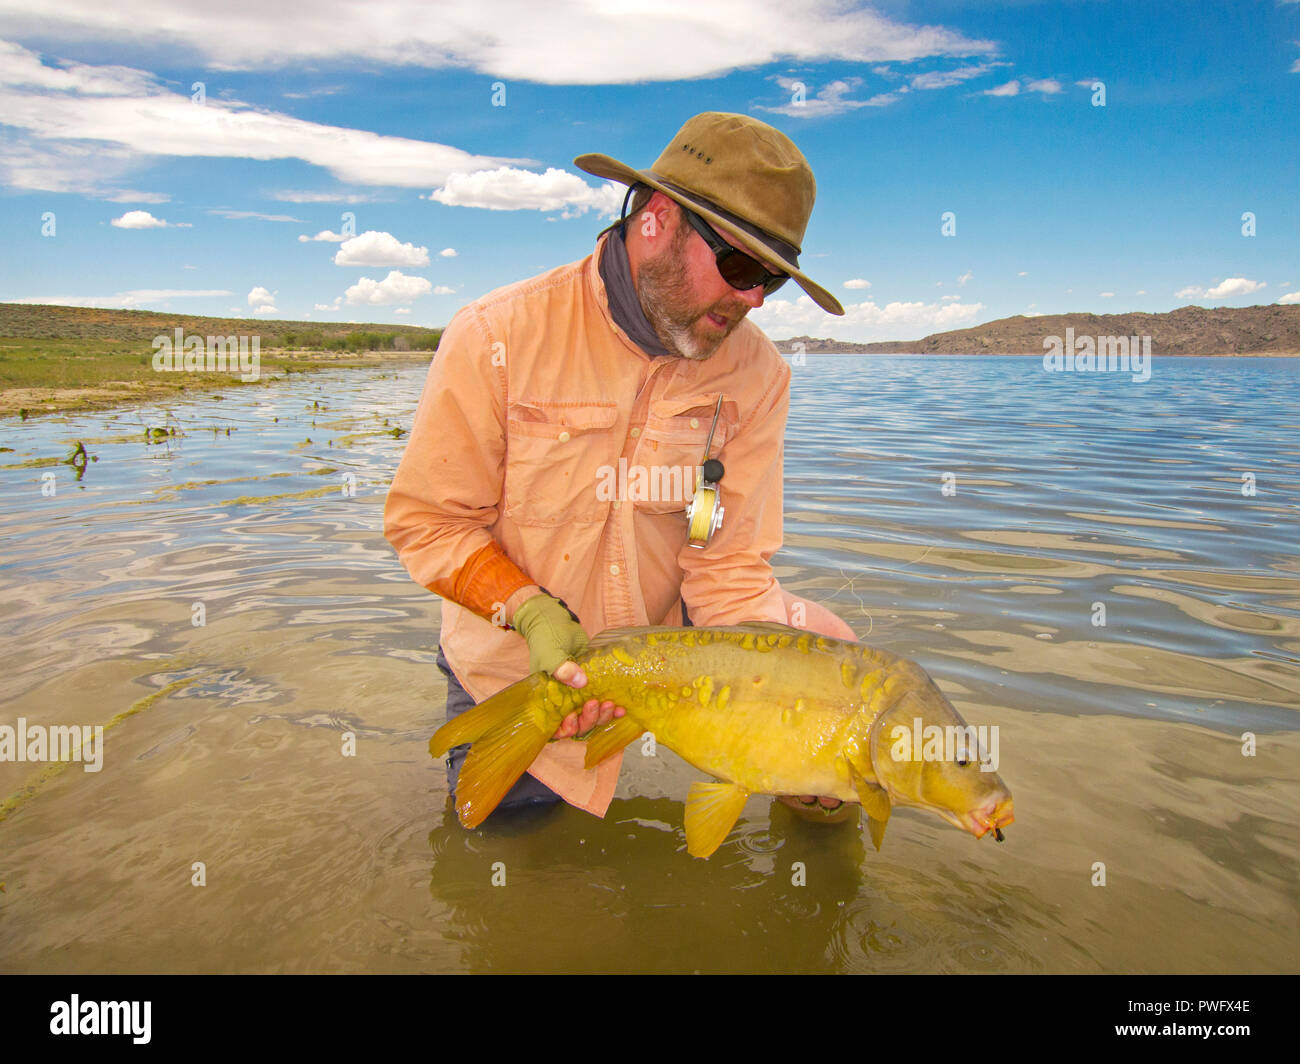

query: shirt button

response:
[609,564,620,576]
[557,430,571,443]
[690,418,699,429]
[629,427,641,438]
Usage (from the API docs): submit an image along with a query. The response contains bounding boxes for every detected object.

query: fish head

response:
[869,676,1014,842]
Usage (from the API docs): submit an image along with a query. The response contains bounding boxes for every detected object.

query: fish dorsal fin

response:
[724,620,807,635]
[582,714,644,769]
[587,621,807,651]
[586,625,680,650]
[683,781,750,859]
[847,760,892,852]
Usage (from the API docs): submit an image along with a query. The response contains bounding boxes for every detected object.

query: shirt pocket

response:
[505,399,619,526]
[629,395,738,516]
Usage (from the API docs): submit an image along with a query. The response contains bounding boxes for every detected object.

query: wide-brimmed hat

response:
[574,111,844,316]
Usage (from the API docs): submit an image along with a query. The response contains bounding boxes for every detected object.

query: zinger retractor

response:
[685,396,726,549]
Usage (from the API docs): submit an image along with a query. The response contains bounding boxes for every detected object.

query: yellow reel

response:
[685,396,726,548]
[686,481,723,548]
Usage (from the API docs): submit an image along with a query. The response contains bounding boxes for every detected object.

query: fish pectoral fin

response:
[683,781,750,859]
[866,813,889,852]
[582,714,644,769]
[848,763,892,851]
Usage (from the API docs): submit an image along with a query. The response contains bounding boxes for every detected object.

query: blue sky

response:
[0,0,1297,343]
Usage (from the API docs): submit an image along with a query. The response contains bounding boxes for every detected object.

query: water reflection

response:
[0,356,1297,973]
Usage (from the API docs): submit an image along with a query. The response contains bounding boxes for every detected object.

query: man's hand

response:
[509,590,626,740]
[551,660,625,739]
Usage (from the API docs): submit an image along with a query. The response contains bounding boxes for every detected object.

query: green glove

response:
[511,592,589,676]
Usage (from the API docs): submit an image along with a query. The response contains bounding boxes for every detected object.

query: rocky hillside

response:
[774,304,1300,355]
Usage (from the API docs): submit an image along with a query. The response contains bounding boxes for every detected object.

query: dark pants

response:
[435,601,692,811]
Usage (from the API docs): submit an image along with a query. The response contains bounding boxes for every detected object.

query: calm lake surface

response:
[1,354,1297,973]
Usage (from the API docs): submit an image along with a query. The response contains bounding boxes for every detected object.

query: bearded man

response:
[385,112,857,825]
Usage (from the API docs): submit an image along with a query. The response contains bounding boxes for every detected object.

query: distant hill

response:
[774,304,1300,356]
[0,303,441,350]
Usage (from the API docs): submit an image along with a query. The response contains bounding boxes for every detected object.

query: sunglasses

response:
[680,207,790,296]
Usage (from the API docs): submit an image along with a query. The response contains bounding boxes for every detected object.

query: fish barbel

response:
[429,622,1014,858]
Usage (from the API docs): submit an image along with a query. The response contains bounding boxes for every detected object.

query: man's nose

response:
[735,283,765,310]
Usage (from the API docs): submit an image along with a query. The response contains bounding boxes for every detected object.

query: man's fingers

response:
[553,660,587,687]
[552,700,628,740]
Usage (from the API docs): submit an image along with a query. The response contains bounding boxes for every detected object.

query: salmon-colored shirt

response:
[384,229,792,810]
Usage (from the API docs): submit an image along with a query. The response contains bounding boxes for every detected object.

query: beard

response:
[634,231,746,361]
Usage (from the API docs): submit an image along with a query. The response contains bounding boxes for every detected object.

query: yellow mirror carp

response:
[430,622,1014,859]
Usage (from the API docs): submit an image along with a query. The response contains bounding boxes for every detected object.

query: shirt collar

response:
[597,221,670,358]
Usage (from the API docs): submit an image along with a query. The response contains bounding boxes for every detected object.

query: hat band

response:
[632,175,801,267]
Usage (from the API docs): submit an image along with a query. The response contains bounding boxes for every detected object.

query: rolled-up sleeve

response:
[383,306,532,616]
[678,356,790,625]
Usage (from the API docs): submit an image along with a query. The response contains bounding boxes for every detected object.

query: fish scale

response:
[430,622,1014,858]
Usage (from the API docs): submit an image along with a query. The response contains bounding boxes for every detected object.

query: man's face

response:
[633,200,778,361]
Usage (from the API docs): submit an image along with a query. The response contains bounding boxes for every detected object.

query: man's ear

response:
[638,192,679,243]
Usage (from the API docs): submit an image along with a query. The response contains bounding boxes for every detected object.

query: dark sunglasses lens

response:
[718,250,775,292]
[763,275,789,296]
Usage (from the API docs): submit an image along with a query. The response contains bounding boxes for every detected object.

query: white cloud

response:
[432,167,624,216]
[111,209,183,228]
[957,271,973,287]
[752,294,984,344]
[344,270,432,305]
[9,288,230,308]
[1017,271,1027,276]
[1292,58,1300,74]
[0,40,524,195]
[843,278,871,289]
[247,285,276,308]
[208,209,304,222]
[1176,277,1267,300]
[758,76,897,118]
[0,2,996,85]
[105,189,169,203]
[439,248,457,257]
[984,80,1020,96]
[299,230,348,243]
[432,285,456,295]
[272,190,375,203]
[1278,291,1300,304]
[395,307,411,314]
[254,304,278,314]
[333,230,430,268]
[1024,78,1063,94]
[1100,291,1114,298]
[908,63,1001,90]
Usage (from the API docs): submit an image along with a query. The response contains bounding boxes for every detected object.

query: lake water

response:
[1,354,1297,973]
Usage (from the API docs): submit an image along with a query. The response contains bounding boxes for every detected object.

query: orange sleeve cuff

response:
[428,540,534,623]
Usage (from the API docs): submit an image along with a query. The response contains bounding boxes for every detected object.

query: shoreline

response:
[4,347,1298,421]
[0,350,434,420]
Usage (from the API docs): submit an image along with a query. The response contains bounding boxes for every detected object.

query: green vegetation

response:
[0,303,445,418]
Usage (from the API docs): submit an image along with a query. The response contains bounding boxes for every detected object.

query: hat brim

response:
[574,152,845,316]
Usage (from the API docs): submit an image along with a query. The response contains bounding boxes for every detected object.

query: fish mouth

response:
[959,795,1015,841]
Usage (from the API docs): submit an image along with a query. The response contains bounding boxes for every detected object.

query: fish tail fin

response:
[429,673,554,829]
